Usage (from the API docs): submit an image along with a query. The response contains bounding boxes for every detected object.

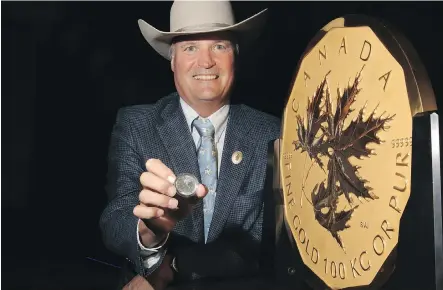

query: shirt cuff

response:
[137,219,169,255]
[142,251,165,269]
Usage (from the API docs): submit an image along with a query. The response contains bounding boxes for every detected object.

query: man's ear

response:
[170,44,175,72]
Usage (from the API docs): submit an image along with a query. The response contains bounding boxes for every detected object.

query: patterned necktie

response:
[193,117,218,242]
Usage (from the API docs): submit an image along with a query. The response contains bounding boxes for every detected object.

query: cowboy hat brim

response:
[138,9,268,60]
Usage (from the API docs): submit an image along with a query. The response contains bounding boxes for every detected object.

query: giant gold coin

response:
[280,16,436,289]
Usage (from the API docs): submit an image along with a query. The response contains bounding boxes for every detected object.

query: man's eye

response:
[214,44,227,50]
[184,46,197,52]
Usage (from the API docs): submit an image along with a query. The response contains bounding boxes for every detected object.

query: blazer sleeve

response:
[99,107,167,277]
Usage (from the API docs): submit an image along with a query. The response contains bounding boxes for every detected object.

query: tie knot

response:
[193,117,215,137]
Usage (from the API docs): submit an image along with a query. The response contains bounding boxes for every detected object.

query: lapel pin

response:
[232,151,243,164]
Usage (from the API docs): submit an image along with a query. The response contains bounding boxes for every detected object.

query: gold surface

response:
[279,16,437,289]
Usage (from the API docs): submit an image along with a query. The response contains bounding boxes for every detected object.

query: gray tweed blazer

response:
[99,92,281,283]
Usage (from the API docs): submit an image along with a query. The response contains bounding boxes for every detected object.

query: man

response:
[100,1,280,289]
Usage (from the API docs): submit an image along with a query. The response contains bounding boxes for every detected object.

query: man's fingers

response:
[145,159,176,184]
[139,189,178,209]
[195,184,208,198]
[133,204,164,219]
[140,171,177,197]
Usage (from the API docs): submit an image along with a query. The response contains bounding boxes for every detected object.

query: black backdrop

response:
[2,1,442,288]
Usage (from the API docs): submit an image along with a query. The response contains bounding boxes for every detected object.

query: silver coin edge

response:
[175,174,198,197]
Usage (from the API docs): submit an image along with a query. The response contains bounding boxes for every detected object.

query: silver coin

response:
[174,173,199,198]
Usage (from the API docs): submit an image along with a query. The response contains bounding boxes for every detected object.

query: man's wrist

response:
[140,232,168,248]
[138,219,169,249]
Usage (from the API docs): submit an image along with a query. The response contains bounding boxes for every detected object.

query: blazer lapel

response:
[207,104,255,242]
[156,95,204,242]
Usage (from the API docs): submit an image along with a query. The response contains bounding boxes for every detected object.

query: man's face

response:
[171,33,236,107]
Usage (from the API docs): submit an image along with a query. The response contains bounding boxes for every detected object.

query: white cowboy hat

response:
[138,0,268,60]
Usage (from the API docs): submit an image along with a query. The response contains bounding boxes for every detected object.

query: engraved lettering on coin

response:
[304,71,311,87]
[174,173,199,198]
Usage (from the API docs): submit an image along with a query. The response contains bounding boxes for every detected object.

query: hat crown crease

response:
[170,1,235,32]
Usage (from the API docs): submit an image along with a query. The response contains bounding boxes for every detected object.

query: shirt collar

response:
[179,97,230,136]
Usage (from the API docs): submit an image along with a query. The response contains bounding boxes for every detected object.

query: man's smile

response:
[193,74,219,80]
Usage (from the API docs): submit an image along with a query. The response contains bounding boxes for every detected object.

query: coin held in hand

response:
[174,173,199,198]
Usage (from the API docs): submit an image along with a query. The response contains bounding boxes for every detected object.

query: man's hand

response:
[122,275,154,290]
[133,158,207,247]
[122,255,174,290]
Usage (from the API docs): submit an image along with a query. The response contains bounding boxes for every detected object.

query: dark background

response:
[2,1,442,289]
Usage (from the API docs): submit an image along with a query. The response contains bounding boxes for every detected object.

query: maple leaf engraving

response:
[294,70,395,249]
[293,78,328,169]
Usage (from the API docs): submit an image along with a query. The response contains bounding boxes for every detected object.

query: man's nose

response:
[197,49,215,68]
